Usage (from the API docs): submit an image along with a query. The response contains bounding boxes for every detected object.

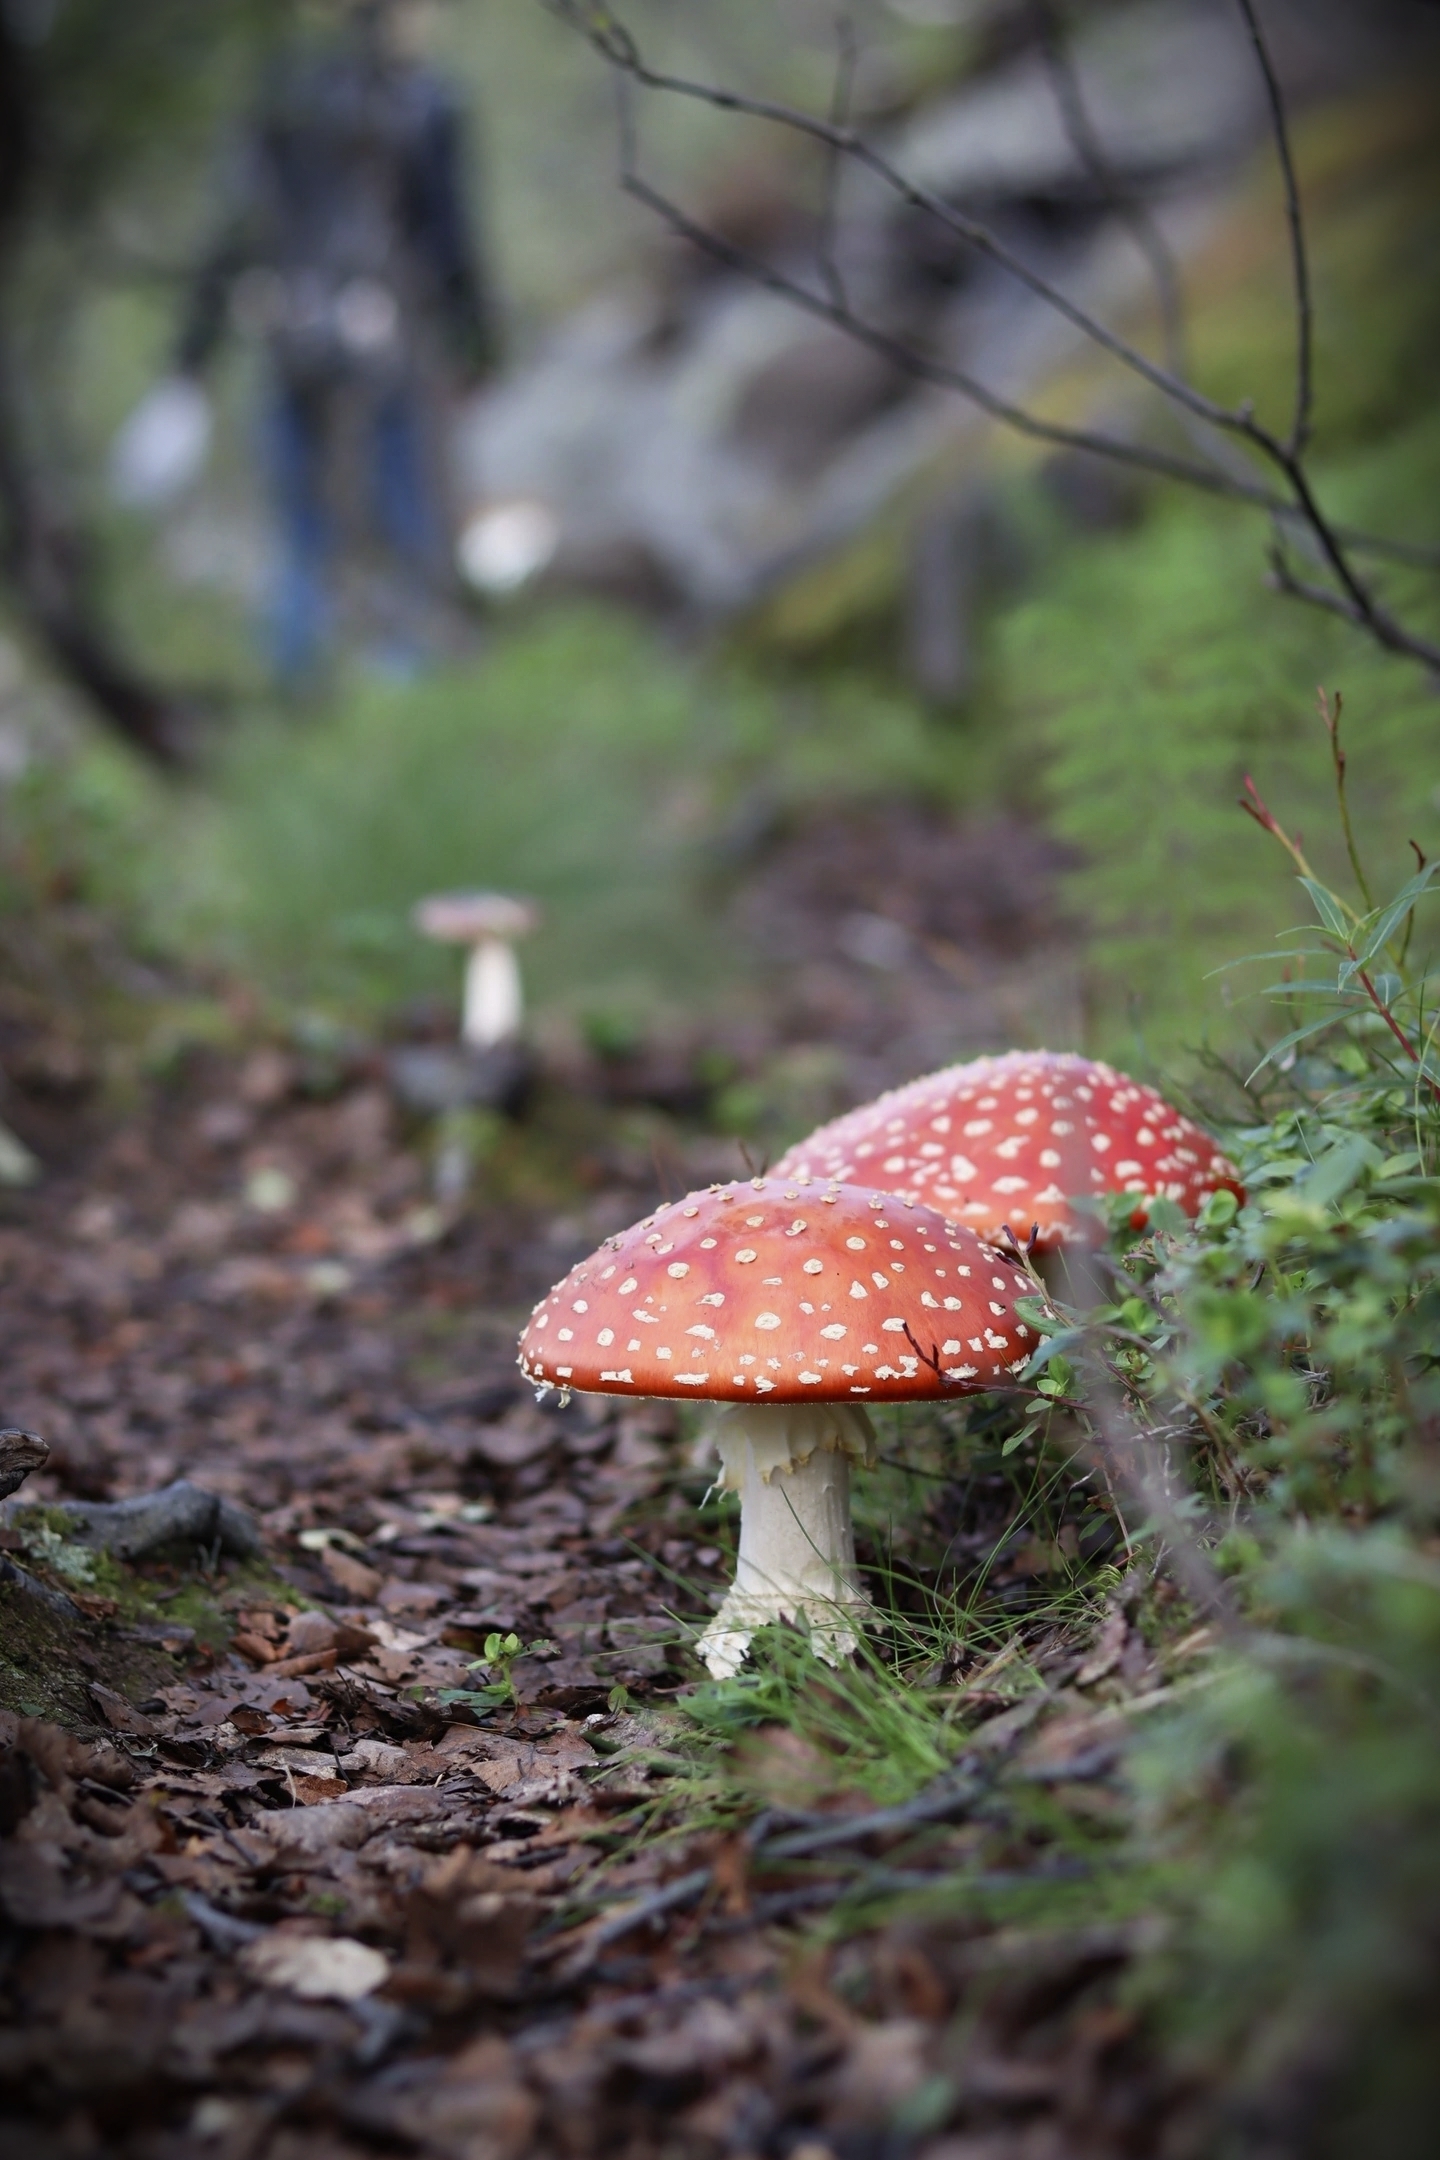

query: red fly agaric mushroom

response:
[517,1177,1040,1677]
[772,1051,1243,1250]
[413,891,539,1049]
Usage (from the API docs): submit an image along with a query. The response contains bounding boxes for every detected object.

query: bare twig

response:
[1029,0,1188,379]
[1233,0,1312,454]
[622,166,1270,503]
[751,1766,985,1861]
[816,12,858,315]
[1319,688,1374,910]
[1057,1258,1244,1634]
[900,1320,951,1388]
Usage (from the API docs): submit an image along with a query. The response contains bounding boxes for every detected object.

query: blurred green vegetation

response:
[2,41,1436,1082]
[996,408,1440,1055]
[991,87,1440,1053]
[16,609,987,1031]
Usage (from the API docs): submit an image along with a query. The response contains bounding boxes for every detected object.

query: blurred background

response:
[0,0,1437,1169]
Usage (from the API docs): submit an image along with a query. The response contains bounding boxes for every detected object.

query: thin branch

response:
[0,341,203,763]
[752,1766,984,1860]
[1029,0,1188,379]
[622,167,1275,504]
[1319,688,1375,910]
[1233,0,1313,455]
[1268,545,1440,669]
[1354,963,1440,1097]
[1267,450,1433,662]
[1060,1259,1244,1636]
[816,11,858,316]
[1335,527,1440,572]
[554,4,1261,443]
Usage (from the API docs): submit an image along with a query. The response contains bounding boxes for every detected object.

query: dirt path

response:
[0,1049,1182,2160]
[0,809,1187,2160]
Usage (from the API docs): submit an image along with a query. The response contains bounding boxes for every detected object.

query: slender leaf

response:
[1297,1135,1380,1209]
[1017,1328,1086,1379]
[1256,979,1358,1001]
[1354,864,1440,966]
[1246,1012,1349,1083]
[1207,945,1348,978]
[1299,877,1353,938]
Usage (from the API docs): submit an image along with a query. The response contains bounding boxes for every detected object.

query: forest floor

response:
[0,803,1195,2160]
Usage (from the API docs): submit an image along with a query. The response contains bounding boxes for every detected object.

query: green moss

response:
[0,1528,299,1728]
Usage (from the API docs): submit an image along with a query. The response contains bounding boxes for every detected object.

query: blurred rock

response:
[455,0,1278,624]
[386,1040,531,1116]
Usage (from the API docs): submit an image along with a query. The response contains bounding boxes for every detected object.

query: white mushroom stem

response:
[462,936,523,1047]
[696,1402,877,1680]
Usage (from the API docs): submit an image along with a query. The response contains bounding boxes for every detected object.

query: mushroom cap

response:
[413,891,540,944]
[771,1051,1243,1248]
[517,1179,1041,1404]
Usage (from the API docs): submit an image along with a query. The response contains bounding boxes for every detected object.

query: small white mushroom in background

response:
[414,891,540,1050]
[517,1176,1041,1678]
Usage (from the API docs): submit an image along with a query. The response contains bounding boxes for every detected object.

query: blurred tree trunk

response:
[0,15,195,765]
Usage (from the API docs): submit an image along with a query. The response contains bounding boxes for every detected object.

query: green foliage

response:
[991,416,1440,1060]
[642,789,1440,2148]
[12,1520,99,1587]
[996,822,1440,2145]
[984,95,1440,1066]
[438,1629,530,1714]
[17,604,1008,1031]
[681,1622,958,1812]
[1132,1538,1440,2155]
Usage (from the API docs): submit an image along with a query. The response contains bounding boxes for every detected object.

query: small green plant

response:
[438,1630,531,1714]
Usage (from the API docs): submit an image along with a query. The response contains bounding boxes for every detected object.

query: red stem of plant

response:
[1355,962,1440,1103]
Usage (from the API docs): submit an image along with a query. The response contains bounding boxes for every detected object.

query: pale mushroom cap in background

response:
[413,890,541,944]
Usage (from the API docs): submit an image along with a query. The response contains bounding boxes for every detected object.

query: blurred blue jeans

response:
[265,375,440,682]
